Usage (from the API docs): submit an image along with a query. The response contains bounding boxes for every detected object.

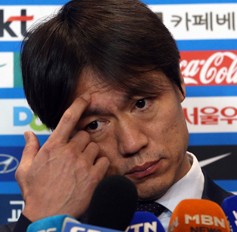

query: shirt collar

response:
[156,152,204,212]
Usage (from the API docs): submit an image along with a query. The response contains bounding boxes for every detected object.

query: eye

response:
[85,120,107,133]
[87,121,99,131]
[135,98,148,109]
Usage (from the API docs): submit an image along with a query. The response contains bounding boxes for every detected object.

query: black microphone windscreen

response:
[86,175,138,230]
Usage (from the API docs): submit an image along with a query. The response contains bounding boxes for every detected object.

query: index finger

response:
[49,94,91,143]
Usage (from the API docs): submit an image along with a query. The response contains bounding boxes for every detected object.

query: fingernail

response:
[24,131,30,143]
[81,93,91,102]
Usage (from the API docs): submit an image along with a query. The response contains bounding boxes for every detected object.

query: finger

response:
[69,130,92,153]
[49,94,91,143]
[15,131,40,182]
[90,156,110,180]
[81,142,100,165]
[21,131,40,165]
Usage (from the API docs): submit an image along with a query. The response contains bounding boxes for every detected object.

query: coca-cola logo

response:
[180,51,237,85]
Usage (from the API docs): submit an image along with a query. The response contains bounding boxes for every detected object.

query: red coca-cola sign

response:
[180,51,237,86]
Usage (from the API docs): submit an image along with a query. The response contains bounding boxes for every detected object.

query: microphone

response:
[27,175,137,232]
[62,216,122,232]
[26,214,122,232]
[222,195,237,232]
[125,211,165,232]
[168,199,230,232]
[26,214,68,232]
[85,175,138,230]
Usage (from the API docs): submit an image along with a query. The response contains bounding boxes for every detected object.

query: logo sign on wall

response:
[0,52,14,87]
[0,147,23,182]
[0,194,23,225]
[180,51,237,86]
[0,99,49,134]
[0,6,61,41]
[183,97,237,133]
[0,154,19,175]
[149,3,237,40]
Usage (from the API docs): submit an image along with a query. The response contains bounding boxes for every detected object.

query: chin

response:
[137,190,166,201]
[136,181,169,201]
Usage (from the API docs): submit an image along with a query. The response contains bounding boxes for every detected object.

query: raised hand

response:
[15,95,110,221]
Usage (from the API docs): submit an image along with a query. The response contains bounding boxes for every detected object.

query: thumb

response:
[22,131,40,160]
[15,131,40,180]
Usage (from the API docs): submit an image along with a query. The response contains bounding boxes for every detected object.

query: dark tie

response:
[136,200,166,217]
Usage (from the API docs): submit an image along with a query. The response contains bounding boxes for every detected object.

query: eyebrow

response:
[81,108,111,119]
[81,94,133,119]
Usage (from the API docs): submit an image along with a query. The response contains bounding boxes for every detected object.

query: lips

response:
[125,160,161,179]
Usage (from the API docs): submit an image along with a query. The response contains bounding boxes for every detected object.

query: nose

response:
[116,117,148,157]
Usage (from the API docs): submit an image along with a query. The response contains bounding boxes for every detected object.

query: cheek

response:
[145,107,184,140]
[94,132,119,161]
[164,118,189,162]
[164,102,188,137]
[147,103,188,158]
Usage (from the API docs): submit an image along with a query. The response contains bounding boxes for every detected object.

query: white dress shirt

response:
[156,152,204,231]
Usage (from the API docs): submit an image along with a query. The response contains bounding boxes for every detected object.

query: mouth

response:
[125,160,161,180]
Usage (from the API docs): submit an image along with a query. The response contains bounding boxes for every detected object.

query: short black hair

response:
[21,0,182,129]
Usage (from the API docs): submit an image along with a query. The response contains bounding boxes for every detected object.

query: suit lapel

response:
[202,171,233,205]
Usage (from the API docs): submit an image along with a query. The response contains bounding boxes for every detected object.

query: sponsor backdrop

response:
[0,0,236,225]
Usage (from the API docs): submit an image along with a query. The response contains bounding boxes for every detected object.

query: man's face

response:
[76,69,190,200]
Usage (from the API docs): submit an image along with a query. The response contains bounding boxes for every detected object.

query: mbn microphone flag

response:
[168,199,230,232]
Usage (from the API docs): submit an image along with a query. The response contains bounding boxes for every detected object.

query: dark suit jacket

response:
[201,172,233,205]
[0,173,234,232]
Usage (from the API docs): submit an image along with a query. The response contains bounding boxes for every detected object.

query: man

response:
[0,0,232,231]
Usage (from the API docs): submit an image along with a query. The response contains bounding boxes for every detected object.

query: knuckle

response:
[88,142,99,152]
[15,165,26,182]
[76,159,88,171]
[42,141,58,156]
[62,109,77,124]
[64,146,78,158]
[15,168,21,181]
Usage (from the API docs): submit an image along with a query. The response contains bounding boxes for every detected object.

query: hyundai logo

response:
[0,154,19,174]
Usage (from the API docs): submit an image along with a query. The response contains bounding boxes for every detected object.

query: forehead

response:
[76,69,130,113]
[75,67,176,111]
[76,67,173,95]
[76,68,125,98]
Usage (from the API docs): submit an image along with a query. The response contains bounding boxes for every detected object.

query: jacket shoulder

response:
[202,171,234,205]
[0,223,16,232]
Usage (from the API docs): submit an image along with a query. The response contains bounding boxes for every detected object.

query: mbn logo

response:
[185,214,226,228]
[0,9,33,37]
